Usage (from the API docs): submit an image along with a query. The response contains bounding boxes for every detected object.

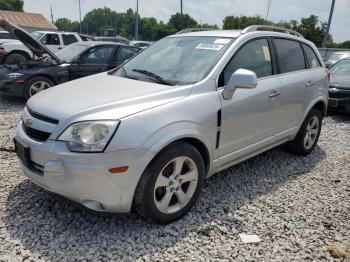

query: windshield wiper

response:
[132,69,173,86]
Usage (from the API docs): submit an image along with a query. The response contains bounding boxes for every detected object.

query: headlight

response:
[5,73,24,79]
[58,120,119,152]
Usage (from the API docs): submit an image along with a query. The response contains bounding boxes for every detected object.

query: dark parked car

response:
[328,58,350,113]
[0,21,139,100]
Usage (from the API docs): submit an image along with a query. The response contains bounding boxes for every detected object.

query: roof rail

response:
[242,25,304,38]
[176,28,213,34]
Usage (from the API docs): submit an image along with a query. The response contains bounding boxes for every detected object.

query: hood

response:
[0,20,60,63]
[330,74,350,89]
[27,73,192,123]
[0,39,20,45]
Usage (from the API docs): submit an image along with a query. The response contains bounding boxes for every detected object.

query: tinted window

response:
[117,47,138,62]
[222,38,272,84]
[302,44,321,68]
[0,32,17,39]
[41,33,60,45]
[81,46,114,64]
[274,39,305,73]
[62,34,78,45]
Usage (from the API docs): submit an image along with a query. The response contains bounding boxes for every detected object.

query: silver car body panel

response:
[15,29,328,213]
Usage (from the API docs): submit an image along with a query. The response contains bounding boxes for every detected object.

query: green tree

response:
[168,13,198,31]
[223,15,271,30]
[0,0,24,11]
[295,15,326,47]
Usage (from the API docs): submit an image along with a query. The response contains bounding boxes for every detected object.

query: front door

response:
[69,45,116,80]
[217,38,280,165]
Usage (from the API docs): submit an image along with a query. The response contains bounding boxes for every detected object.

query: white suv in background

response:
[15,25,329,224]
[0,31,93,64]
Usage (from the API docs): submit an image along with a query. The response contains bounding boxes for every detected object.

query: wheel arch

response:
[300,98,327,126]
[27,74,58,85]
[6,50,31,60]
[147,133,212,176]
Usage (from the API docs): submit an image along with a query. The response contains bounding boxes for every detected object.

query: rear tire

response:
[4,52,27,65]
[287,108,322,156]
[24,76,54,100]
[133,142,205,224]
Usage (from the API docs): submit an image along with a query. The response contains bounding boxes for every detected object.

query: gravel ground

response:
[0,96,349,261]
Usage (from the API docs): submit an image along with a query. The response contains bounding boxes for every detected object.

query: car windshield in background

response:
[330,59,350,76]
[30,32,45,40]
[113,36,234,85]
[329,53,350,61]
[55,44,89,62]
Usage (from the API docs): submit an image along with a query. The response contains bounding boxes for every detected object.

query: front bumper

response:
[15,120,154,213]
[0,78,24,97]
[328,88,350,113]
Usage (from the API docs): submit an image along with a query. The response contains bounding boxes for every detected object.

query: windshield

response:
[330,59,350,76]
[55,44,89,62]
[329,53,350,61]
[30,32,44,40]
[113,36,233,85]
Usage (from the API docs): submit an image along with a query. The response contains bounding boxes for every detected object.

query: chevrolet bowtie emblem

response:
[24,118,32,127]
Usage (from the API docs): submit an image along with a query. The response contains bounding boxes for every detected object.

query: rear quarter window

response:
[274,38,306,73]
[302,44,321,68]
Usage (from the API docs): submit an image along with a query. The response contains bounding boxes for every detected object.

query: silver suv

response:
[14,25,329,224]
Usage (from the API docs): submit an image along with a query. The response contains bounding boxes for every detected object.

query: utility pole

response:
[180,0,184,30]
[322,0,336,48]
[50,7,54,23]
[134,0,139,40]
[78,0,82,33]
[265,0,272,20]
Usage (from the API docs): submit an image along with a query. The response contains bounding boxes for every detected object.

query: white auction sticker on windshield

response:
[214,38,231,44]
[195,43,224,51]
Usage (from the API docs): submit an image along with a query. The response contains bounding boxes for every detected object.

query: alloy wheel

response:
[29,81,51,97]
[154,156,198,214]
[304,116,319,150]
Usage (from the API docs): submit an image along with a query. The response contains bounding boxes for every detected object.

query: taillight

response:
[0,47,4,55]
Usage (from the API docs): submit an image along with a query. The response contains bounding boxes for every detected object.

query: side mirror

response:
[223,69,257,100]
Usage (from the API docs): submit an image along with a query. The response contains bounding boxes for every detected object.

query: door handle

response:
[306,81,315,87]
[269,90,280,98]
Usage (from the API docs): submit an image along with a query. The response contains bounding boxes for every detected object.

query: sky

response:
[23,0,350,43]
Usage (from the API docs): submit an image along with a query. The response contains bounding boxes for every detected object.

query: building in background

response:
[0,10,57,32]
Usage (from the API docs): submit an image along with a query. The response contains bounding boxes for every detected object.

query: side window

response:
[40,34,60,45]
[80,46,114,64]
[221,38,272,85]
[62,34,78,45]
[302,44,321,68]
[117,47,138,63]
[274,39,305,73]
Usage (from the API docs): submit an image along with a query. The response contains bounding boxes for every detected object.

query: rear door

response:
[301,43,327,106]
[69,45,116,80]
[273,38,313,132]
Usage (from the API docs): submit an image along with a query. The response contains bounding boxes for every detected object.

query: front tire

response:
[24,76,54,100]
[134,142,205,224]
[287,108,322,155]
